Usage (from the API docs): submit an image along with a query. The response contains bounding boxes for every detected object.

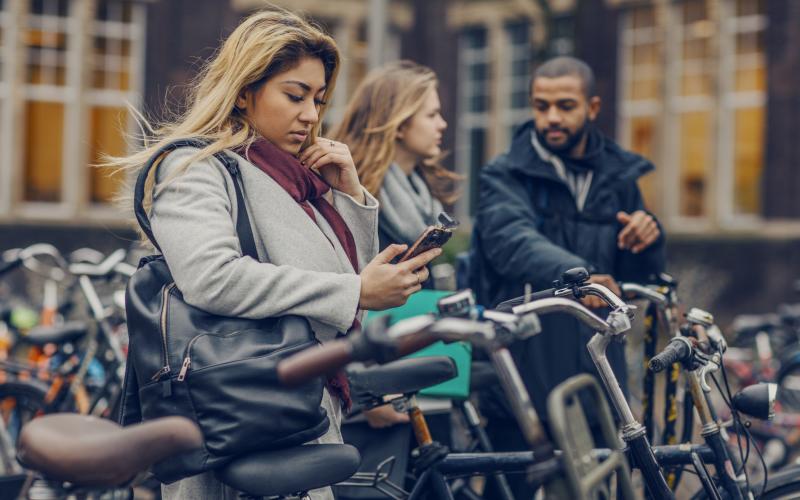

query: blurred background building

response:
[0,0,798,324]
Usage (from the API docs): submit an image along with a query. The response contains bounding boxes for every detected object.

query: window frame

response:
[716,0,767,228]
[0,0,146,225]
[455,26,491,218]
[617,4,665,217]
[85,0,146,216]
[501,21,533,144]
[19,0,77,218]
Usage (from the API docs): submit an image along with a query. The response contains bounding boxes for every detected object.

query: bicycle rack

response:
[547,374,637,500]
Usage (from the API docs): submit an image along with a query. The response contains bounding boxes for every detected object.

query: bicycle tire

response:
[690,465,800,499]
[0,379,48,441]
[758,464,800,500]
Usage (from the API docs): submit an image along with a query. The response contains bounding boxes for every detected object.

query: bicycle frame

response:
[337,309,634,500]
[511,292,675,499]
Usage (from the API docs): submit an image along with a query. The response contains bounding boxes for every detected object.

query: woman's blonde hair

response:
[109,7,339,218]
[332,60,460,203]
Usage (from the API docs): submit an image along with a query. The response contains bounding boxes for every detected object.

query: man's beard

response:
[537,121,588,156]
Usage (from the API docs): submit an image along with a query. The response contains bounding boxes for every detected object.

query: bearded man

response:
[474,56,666,499]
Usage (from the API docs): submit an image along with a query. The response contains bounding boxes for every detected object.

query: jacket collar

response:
[506,120,654,183]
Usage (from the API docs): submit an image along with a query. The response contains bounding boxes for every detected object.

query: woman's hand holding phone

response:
[359,244,441,310]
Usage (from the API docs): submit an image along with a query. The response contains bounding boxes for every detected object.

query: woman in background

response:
[332,60,460,429]
[333,60,459,252]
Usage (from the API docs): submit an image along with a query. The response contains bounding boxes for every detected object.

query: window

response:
[673,0,714,218]
[725,0,766,217]
[23,0,70,203]
[617,0,769,229]
[0,0,146,221]
[88,0,142,205]
[619,5,663,211]
[504,22,532,141]
[550,15,575,56]
[456,27,490,215]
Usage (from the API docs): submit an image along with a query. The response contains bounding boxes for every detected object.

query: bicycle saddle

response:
[347,356,457,402]
[22,321,88,346]
[216,444,360,496]
[17,414,203,487]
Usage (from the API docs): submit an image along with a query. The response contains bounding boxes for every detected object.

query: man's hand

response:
[616,211,660,254]
[581,274,621,309]
[363,405,410,428]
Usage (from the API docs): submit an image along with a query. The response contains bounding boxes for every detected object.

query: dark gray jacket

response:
[474,121,665,424]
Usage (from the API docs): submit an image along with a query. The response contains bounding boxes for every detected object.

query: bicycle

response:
[0,246,132,421]
[507,268,800,499]
[279,300,637,499]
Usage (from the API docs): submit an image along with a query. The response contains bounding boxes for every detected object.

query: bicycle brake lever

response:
[698,354,721,393]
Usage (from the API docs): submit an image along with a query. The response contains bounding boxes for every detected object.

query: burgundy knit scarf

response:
[238,138,359,411]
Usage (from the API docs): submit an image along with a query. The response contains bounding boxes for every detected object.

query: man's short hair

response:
[532,56,597,98]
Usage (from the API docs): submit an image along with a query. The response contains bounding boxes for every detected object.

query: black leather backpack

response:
[119,139,330,483]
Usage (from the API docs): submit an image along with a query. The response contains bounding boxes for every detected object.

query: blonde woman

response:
[333,60,459,252]
[110,10,440,500]
[333,62,459,428]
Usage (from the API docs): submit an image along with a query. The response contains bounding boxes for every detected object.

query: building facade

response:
[1,0,799,323]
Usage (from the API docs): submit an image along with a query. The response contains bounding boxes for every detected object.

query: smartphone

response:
[393,212,459,264]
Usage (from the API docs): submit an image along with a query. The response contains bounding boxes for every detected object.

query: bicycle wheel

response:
[690,465,800,499]
[0,379,48,442]
[758,464,800,500]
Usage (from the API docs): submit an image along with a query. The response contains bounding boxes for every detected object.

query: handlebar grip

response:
[649,338,692,373]
[0,257,22,278]
[277,339,354,387]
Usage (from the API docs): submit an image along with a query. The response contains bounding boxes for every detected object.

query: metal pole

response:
[368,0,388,70]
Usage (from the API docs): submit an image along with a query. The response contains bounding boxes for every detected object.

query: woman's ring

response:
[414,271,421,285]
[329,140,336,148]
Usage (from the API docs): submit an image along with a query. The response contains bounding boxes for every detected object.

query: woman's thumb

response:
[375,244,408,263]
[616,211,631,224]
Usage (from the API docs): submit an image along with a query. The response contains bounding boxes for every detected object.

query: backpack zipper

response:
[151,282,176,381]
[176,333,314,382]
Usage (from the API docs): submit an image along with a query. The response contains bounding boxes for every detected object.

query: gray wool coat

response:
[149,146,379,500]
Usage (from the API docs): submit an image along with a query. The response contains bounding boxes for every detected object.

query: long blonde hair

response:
[110,7,339,218]
[332,60,460,203]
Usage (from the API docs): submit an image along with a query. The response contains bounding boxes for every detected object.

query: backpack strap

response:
[133,139,259,260]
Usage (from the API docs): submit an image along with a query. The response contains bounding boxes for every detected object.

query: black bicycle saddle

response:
[17,414,203,487]
[216,444,360,496]
[22,321,88,346]
[347,356,457,403]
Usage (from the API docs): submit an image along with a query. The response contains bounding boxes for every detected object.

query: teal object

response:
[365,290,471,399]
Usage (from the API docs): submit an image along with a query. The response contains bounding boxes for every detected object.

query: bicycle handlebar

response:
[620,283,668,306]
[278,315,506,387]
[278,339,356,387]
[3,244,70,281]
[649,337,693,373]
[497,287,562,310]
[68,248,132,278]
[511,296,611,332]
